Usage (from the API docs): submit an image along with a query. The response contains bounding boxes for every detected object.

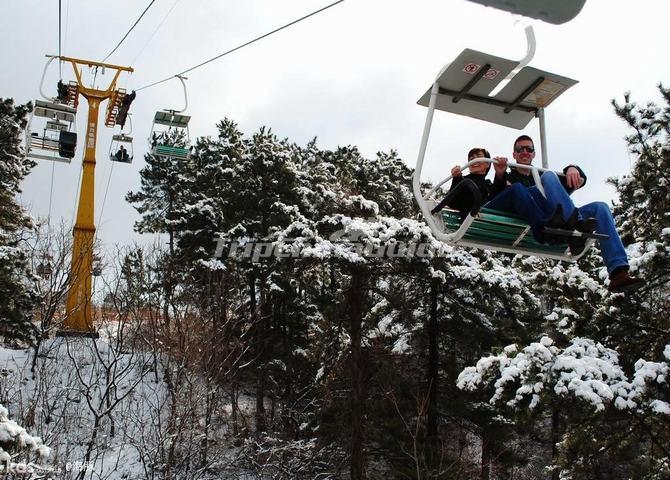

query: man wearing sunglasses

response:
[485,135,645,293]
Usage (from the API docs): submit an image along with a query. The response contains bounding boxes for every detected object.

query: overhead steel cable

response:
[102,0,157,63]
[136,0,344,92]
[63,0,70,56]
[96,161,116,237]
[49,0,63,249]
[131,0,182,67]
[58,0,62,78]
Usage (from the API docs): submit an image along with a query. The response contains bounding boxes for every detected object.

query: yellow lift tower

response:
[58,56,134,335]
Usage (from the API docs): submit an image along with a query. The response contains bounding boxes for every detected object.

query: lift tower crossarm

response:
[58,55,133,335]
[57,55,134,98]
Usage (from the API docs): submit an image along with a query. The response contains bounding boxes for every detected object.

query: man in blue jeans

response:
[485,135,645,293]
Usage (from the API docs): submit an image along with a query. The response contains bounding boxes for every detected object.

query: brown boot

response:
[608,267,646,293]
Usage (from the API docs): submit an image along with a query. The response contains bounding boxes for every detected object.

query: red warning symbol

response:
[484,68,500,80]
[462,63,480,74]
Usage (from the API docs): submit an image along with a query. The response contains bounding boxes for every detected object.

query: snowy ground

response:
[0,331,262,479]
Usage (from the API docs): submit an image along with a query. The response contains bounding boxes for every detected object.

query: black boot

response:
[563,208,579,231]
[568,217,598,256]
[538,205,564,244]
[545,204,564,228]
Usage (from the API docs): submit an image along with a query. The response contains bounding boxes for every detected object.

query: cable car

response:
[466,0,587,24]
[149,75,191,160]
[412,29,605,261]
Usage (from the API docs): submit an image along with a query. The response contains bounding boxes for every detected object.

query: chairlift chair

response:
[92,255,102,277]
[26,99,78,163]
[36,254,53,277]
[149,110,191,160]
[413,46,603,262]
[466,0,587,25]
[110,134,133,163]
[109,113,135,163]
[149,75,192,160]
[26,56,79,163]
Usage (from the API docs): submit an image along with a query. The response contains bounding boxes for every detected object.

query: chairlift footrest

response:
[542,227,609,241]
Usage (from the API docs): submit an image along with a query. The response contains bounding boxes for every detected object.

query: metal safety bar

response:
[425,157,563,200]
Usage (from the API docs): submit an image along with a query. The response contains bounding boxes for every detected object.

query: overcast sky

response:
[4,0,670,252]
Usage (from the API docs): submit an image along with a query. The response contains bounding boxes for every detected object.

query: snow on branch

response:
[0,403,50,474]
[457,337,670,415]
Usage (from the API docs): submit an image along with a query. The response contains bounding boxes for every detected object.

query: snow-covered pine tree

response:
[603,84,670,359]
[455,86,670,479]
[127,127,196,335]
[0,98,38,344]
[127,129,191,236]
[597,86,670,478]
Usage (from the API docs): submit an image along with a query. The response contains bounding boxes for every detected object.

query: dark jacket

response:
[442,173,505,218]
[493,164,587,194]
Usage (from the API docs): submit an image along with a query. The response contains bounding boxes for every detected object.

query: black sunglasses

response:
[514,145,535,153]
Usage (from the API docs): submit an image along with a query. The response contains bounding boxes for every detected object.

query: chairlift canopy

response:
[153,111,191,128]
[33,100,76,122]
[417,49,577,129]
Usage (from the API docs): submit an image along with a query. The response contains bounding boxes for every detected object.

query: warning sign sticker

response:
[462,63,500,80]
[528,80,566,107]
[462,63,480,74]
[483,68,500,80]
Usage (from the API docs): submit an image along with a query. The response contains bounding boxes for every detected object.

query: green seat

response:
[441,207,568,256]
[155,145,189,159]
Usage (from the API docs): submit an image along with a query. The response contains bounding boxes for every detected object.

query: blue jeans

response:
[485,171,628,273]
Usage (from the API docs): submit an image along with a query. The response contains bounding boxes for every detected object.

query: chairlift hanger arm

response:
[518,26,536,71]
[165,75,189,114]
[124,114,134,135]
[177,75,188,113]
[39,56,58,101]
